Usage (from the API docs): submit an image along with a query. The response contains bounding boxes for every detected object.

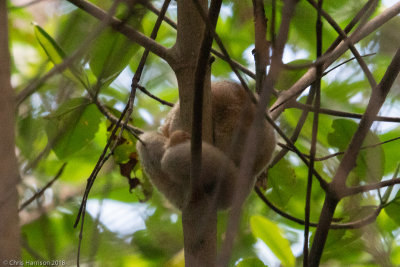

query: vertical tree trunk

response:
[0,2,21,262]
[173,0,212,139]
[173,1,215,266]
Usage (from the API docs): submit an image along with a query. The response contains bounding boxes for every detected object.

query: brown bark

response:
[173,1,216,266]
[0,1,21,261]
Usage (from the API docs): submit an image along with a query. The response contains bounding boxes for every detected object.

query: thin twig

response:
[269,79,317,167]
[306,0,377,89]
[277,136,400,161]
[304,0,323,264]
[219,1,300,265]
[323,53,376,76]
[255,187,383,230]
[265,114,329,190]
[345,177,400,196]
[291,102,400,123]
[137,84,174,107]
[74,1,171,265]
[19,163,67,211]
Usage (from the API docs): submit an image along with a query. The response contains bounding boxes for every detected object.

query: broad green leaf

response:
[17,114,45,159]
[250,215,295,267]
[275,59,312,91]
[33,23,87,86]
[165,250,185,267]
[321,229,363,264]
[46,98,91,118]
[267,159,297,207]
[385,190,400,225]
[45,98,102,159]
[114,143,136,164]
[236,258,267,267]
[131,208,183,259]
[122,254,156,267]
[33,23,65,64]
[327,119,385,183]
[89,28,138,82]
[380,127,400,175]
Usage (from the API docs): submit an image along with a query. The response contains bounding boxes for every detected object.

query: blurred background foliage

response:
[9,0,400,266]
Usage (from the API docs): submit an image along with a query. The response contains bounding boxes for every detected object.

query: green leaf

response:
[267,159,297,207]
[382,164,400,203]
[33,23,65,64]
[327,119,385,183]
[114,143,136,164]
[89,29,138,82]
[236,258,267,267]
[275,59,312,91]
[250,215,295,267]
[45,98,102,159]
[33,23,87,87]
[385,189,400,225]
[46,98,91,118]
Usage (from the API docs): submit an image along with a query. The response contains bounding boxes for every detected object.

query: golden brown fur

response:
[136,81,276,209]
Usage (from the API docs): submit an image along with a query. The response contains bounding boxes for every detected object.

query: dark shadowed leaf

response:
[45,98,102,159]
[328,119,385,183]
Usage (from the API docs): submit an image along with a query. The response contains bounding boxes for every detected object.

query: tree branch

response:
[277,136,400,162]
[252,0,269,94]
[306,0,377,89]
[270,2,400,119]
[140,0,257,80]
[309,47,400,267]
[290,101,400,123]
[255,187,383,230]
[19,163,67,211]
[345,177,400,196]
[66,0,173,64]
[304,0,323,263]
[180,0,222,266]
[219,1,299,265]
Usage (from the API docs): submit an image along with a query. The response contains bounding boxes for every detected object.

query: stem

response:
[303,0,323,264]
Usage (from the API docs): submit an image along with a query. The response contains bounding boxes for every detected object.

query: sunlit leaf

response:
[33,23,87,86]
[250,215,295,267]
[33,23,65,64]
[165,249,185,267]
[236,257,267,267]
